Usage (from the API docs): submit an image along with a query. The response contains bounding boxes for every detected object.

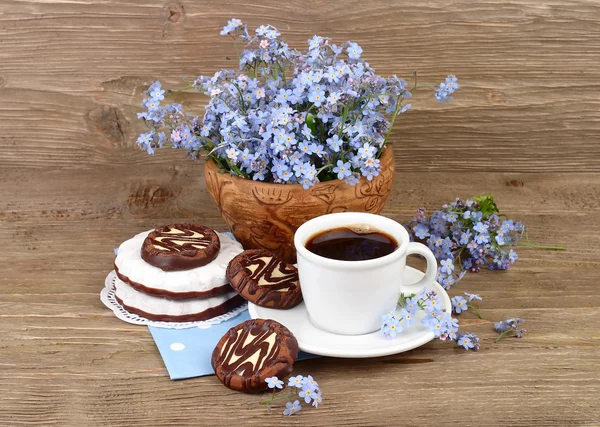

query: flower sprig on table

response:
[452,292,483,318]
[260,374,322,416]
[495,318,527,342]
[406,194,565,290]
[381,290,481,351]
[136,18,458,189]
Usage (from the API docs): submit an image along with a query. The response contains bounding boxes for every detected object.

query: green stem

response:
[316,163,333,176]
[210,154,227,170]
[259,393,297,405]
[495,329,515,343]
[515,242,567,251]
[410,71,418,92]
[305,103,317,115]
[223,157,246,177]
[468,304,482,319]
[454,247,465,263]
[353,96,372,123]
[166,83,195,94]
[231,36,242,58]
[380,72,417,148]
[231,83,246,112]
[382,95,403,145]
[337,106,349,138]
[277,62,287,83]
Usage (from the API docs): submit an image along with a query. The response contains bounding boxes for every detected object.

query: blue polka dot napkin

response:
[148,310,317,380]
[148,310,248,380]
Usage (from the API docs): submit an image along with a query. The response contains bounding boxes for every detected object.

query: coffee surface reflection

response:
[305,226,398,261]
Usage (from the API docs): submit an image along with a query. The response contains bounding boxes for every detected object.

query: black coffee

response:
[305,226,398,261]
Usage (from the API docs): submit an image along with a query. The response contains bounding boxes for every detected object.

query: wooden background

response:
[1,0,599,425]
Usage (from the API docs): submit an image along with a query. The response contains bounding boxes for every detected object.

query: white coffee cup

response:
[294,212,437,336]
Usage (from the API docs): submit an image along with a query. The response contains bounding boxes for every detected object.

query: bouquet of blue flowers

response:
[137,19,458,189]
[406,195,526,290]
[406,194,565,289]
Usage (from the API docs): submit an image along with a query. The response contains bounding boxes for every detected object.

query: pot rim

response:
[204,144,393,190]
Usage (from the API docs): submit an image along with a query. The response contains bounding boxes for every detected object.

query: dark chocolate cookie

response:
[211,319,299,393]
[227,249,303,309]
[141,224,220,271]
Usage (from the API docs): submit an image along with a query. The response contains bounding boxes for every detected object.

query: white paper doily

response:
[100,270,248,329]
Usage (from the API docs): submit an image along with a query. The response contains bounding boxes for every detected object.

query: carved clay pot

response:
[204,146,395,263]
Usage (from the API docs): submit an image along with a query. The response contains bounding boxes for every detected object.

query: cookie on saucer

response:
[227,249,302,309]
[211,319,299,393]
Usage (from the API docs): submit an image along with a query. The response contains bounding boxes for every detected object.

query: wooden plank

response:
[1,0,600,171]
[0,312,599,426]
[1,170,599,425]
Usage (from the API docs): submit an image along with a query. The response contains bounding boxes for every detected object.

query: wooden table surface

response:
[1,0,599,425]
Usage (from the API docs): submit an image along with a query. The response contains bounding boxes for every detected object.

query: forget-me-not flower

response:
[283,400,302,416]
[451,295,468,314]
[265,376,284,389]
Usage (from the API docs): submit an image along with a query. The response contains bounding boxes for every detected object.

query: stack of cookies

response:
[114,224,246,322]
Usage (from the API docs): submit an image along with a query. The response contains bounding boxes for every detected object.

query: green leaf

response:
[306,113,317,134]
[473,193,499,219]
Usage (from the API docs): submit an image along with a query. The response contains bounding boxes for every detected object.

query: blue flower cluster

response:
[382,290,481,351]
[262,374,322,416]
[435,75,460,103]
[382,290,458,340]
[408,194,526,290]
[137,19,458,188]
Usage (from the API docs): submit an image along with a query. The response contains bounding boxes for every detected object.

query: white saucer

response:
[248,266,451,358]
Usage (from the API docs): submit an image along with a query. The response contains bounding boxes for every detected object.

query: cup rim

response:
[294,212,410,269]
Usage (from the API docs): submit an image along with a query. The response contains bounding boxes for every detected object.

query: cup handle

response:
[405,242,438,290]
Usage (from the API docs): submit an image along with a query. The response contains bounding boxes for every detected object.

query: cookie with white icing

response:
[114,277,245,322]
[141,224,220,271]
[227,249,303,309]
[211,319,299,393]
[115,230,243,300]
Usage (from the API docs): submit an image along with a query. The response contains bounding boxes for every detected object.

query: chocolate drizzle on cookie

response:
[141,224,221,271]
[227,249,303,310]
[220,322,280,377]
[150,227,214,252]
[243,253,298,292]
[211,319,299,393]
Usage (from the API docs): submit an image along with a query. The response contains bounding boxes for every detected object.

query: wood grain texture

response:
[1,0,600,425]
